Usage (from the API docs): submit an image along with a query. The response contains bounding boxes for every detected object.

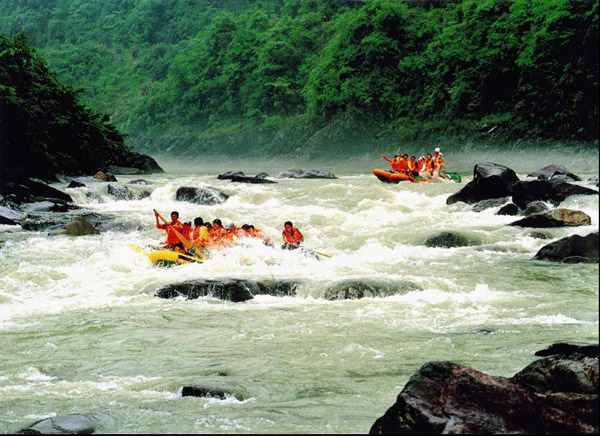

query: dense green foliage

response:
[1,0,597,155]
[0,33,130,180]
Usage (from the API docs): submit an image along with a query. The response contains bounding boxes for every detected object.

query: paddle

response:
[153,209,193,252]
[314,251,331,258]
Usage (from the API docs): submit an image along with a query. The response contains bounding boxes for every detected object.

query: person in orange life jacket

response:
[282,221,304,250]
[396,154,409,174]
[210,219,228,246]
[154,210,185,251]
[381,154,401,172]
[408,155,419,178]
[191,217,209,247]
[182,220,192,241]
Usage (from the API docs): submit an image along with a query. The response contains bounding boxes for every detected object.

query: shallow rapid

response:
[1,148,598,433]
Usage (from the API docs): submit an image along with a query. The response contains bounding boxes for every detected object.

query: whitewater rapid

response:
[0,152,598,433]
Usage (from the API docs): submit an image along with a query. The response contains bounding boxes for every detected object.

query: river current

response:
[1,147,598,433]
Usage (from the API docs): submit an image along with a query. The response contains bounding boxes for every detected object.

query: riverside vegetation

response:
[0,0,597,158]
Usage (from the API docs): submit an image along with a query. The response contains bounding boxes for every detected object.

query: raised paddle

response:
[153,209,193,252]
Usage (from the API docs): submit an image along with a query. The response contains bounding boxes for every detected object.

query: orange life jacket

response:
[282,227,304,245]
[396,158,409,172]
[157,220,184,245]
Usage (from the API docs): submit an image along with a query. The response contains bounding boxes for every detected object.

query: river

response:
[1,146,598,433]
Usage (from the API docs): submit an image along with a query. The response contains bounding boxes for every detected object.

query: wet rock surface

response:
[424,231,479,248]
[509,209,591,228]
[107,184,151,201]
[155,279,301,302]
[175,186,229,205]
[272,169,337,179]
[511,180,598,209]
[323,278,422,300]
[48,216,100,237]
[496,203,519,215]
[17,414,100,434]
[181,384,248,401]
[370,343,599,434]
[447,163,520,205]
[528,164,581,181]
[534,232,598,263]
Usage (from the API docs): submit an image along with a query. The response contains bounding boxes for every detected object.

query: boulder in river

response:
[272,169,337,179]
[509,209,591,228]
[528,164,581,181]
[67,180,86,189]
[0,205,23,225]
[471,197,511,212]
[369,343,599,434]
[155,278,301,302]
[534,232,598,263]
[446,163,520,205]
[322,278,422,300]
[175,186,229,205]
[126,179,151,186]
[511,180,598,209]
[521,200,550,216]
[48,216,100,237]
[217,170,245,180]
[17,413,101,434]
[424,231,479,248]
[1,177,73,205]
[496,203,519,216]
[231,174,277,184]
[107,184,150,201]
[182,384,248,401]
[92,171,117,182]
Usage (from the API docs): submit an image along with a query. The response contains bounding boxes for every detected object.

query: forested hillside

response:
[1,0,597,157]
[0,33,160,184]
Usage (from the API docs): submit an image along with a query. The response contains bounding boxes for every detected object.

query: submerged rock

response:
[322,278,422,300]
[511,180,598,209]
[424,231,479,248]
[370,343,599,434]
[447,163,520,205]
[48,216,100,237]
[534,232,598,263]
[509,209,591,228]
[17,413,101,434]
[0,205,23,225]
[92,171,117,182]
[175,186,229,205]
[155,279,301,302]
[126,179,151,186]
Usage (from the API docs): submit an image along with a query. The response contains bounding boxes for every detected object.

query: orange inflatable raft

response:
[372,169,411,183]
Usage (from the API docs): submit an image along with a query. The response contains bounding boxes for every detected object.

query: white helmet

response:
[434,147,440,153]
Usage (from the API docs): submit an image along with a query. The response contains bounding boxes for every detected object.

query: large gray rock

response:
[528,164,581,181]
[155,279,301,302]
[48,216,100,237]
[217,171,245,180]
[323,278,422,300]
[522,200,550,216]
[534,232,598,263]
[471,197,511,212]
[0,205,23,225]
[509,209,591,228]
[231,175,277,184]
[17,414,100,434]
[273,169,337,179]
[511,180,598,209]
[1,177,73,205]
[370,343,599,434]
[175,186,229,205]
[447,163,520,205]
[496,203,519,216]
[424,231,479,248]
[107,184,150,201]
